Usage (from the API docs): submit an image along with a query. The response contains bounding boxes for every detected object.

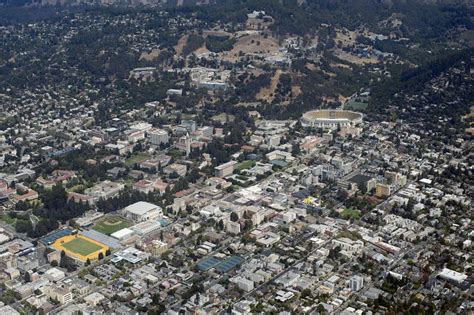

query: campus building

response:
[214,161,237,178]
[147,128,169,146]
[123,201,163,222]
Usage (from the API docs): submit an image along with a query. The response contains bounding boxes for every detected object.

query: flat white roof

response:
[125,201,160,216]
[419,178,432,185]
[215,160,237,170]
[439,268,467,283]
[111,228,134,239]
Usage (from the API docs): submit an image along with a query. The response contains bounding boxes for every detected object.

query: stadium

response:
[51,234,109,262]
[301,109,363,129]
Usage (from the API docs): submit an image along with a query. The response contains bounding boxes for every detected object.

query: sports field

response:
[92,216,132,235]
[52,234,108,261]
[63,238,102,255]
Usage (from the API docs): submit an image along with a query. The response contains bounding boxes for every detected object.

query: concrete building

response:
[111,247,150,264]
[226,221,241,235]
[111,228,135,241]
[332,238,363,255]
[164,163,187,177]
[349,275,364,291]
[127,130,145,143]
[17,251,38,271]
[130,122,153,132]
[124,201,163,222]
[215,161,237,178]
[266,135,281,148]
[233,276,254,292]
[84,292,105,306]
[133,179,156,194]
[0,305,20,315]
[44,267,65,282]
[176,134,191,157]
[376,183,392,198]
[181,120,197,133]
[84,181,125,203]
[438,268,468,285]
[265,150,295,162]
[44,284,73,304]
[131,220,162,236]
[198,126,213,138]
[147,128,169,146]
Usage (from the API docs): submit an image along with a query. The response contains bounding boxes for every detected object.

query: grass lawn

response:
[236,160,256,171]
[168,148,183,159]
[211,113,235,123]
[62,238,102,256]
[125,153,149,166]
[66,184,85,193]
[337,230,362,241]
[346,100,368,111]
[341,208,361,219]
[93,216,132,235]
[0,214,16,225]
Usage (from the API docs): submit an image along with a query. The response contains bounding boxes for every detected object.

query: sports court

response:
[215,256,245,273]
[197,256,221,271]
[197,255,244,273]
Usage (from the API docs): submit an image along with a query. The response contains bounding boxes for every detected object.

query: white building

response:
[131,220,162,236]
[44,284,73,304]
[130,122,153,132]
[124,201,163,222]
[438,268,468,284]
[0,305,20,315]
[232,276,254,292]
[84,292,105,306]
[127,130,145,143]
[199,126,214,138]
[44,268,65,282]
[111,228,135,241]
[111,247,150,264]
[84,181,125,202]
[266,135,281,148]
[164,163,187,177]
[148,128,169,146]
[331,238,364,255]
[265,150,295,162]
[215,161,237,178]
[226,221,241,235]
[349,275,364,291]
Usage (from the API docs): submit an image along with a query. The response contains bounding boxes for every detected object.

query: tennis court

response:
[215,256,244,273]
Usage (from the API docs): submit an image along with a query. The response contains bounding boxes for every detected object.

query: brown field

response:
[335,29,357,47]
[256,69,283,102]
[292,85,302,97]
[219,33,280,62]
[174,34,189,56]
[334,49,380,65]
[139,49,163,61]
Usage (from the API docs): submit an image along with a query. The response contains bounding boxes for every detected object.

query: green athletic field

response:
[62,237,103,256]
[92,216,132,235]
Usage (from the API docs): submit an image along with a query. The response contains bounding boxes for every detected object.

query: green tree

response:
[230,212,239,222]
